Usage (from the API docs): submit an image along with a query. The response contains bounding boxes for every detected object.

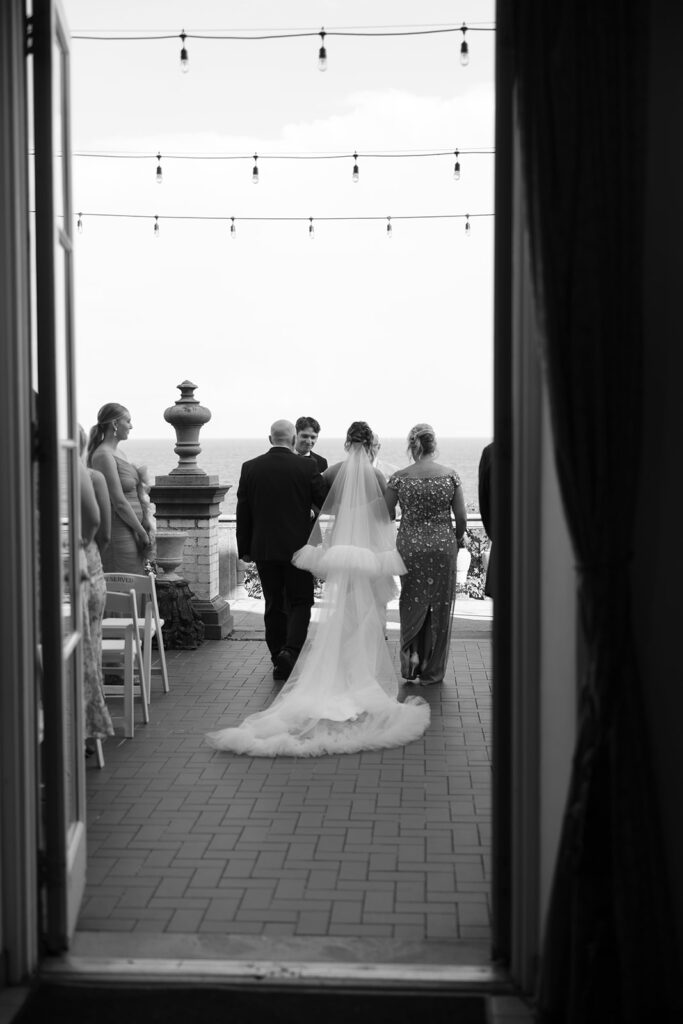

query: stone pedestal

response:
[150,381,233,639]
[155,579,205,649]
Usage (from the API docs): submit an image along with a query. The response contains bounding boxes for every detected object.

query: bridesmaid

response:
[79,426,114,748]
[87,402,152,573]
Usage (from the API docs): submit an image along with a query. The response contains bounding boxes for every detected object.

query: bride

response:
[206,421,430,757]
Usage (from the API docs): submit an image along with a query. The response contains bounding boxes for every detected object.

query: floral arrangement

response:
[457,527,490,600]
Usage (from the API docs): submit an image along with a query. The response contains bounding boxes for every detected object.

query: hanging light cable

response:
[352,151,359,182]
[156,152,163,183]
[252,153,259,184]
[453,149,461,180]
[318,29,327,71]
[179,29,189,71]
[460,24,469,66]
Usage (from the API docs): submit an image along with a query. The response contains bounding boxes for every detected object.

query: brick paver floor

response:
[79,598,492,956]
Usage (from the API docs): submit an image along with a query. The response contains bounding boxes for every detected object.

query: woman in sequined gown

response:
[385,424,467,685]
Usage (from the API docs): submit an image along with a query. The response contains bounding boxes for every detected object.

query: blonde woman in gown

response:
[385,424,467,685]
[87,402,154,574]
[207,421,430,757]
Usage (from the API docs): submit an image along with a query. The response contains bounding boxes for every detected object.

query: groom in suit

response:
[236,419,327,681]
[295,416,328,472]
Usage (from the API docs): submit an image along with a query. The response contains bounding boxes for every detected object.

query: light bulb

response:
[318,30,327,71]
[154,216,160,237]
[230,218,236,238]
[453,150,461,180]
[180,31,189,72]
[252,155,259,184]
[352,153,359,182]
[460,25,469,67]
[156,153,163,184]
[386,216,392,239]
[465,215,471,235]
[309,217,315,239]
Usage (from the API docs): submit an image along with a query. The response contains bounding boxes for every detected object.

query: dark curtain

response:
[510,1,676,1020]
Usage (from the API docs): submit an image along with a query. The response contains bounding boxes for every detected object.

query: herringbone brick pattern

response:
[80,618,491,946]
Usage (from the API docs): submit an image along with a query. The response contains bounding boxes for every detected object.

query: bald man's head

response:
[269,419,296,448]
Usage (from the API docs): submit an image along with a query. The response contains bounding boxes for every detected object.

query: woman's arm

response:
[451,478,468,541]
[384,483,399,521]
[91,448,148,546]
[374,467,387,495]
[90,468,111,552]
[79,462,100,544]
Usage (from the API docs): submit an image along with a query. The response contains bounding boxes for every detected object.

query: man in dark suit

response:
[237,419,327,681]
[295,415,328,472]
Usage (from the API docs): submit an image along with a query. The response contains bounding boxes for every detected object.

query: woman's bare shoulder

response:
[90,447,115,468]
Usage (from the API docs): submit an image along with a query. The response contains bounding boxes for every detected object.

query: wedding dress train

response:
[206,444,430,757]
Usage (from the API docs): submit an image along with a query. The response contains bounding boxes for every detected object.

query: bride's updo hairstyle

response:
[344,420,374,452]
[407,423,438,461]
[87,402,128,465]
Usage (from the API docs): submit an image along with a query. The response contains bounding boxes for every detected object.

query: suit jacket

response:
[478,442,494,539]
[296,450,328,472]
[236,447,327,562]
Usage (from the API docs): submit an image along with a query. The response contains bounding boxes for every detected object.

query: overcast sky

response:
[63,0,496,439]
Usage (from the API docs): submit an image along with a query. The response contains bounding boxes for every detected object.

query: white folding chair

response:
[103,572,170,699]
[102,588,149,738]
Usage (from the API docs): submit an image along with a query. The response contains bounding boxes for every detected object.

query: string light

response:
[72,209,492,231]
[465,214,471,235]
[352,152,359,182]
[156,152,163,183]
[460,24,469,66]
[386,216,392,238]
[309,216,315,239]
[318,29,327,71]
[77,212,83,234]
[179,30,189,72]
[453,149,461,180]
[72,147,494,162]
[230,217,236,238]
[252,154,259,184]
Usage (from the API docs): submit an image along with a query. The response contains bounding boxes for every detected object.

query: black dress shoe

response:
[274,648,295,681]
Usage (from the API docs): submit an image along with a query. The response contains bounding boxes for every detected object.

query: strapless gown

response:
[102,454,147,574]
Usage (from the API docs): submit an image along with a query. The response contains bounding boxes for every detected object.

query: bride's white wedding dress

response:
[206,444,430,757]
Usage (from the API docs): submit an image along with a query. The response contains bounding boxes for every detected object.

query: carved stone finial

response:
[163,380,211,476]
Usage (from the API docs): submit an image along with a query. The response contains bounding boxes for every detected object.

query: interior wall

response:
[632,0,683,970]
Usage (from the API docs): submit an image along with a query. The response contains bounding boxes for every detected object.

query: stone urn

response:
[155,531,188,581]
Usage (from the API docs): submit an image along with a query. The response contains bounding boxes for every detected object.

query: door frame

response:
[32,0,87,951]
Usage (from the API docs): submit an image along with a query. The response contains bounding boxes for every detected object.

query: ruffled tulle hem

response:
[292,543,405,580]
[206,697,430,758]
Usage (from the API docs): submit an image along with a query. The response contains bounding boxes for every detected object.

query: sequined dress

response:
[388,473,461,683]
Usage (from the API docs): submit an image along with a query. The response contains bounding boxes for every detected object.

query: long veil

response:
[206,444,430,757]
